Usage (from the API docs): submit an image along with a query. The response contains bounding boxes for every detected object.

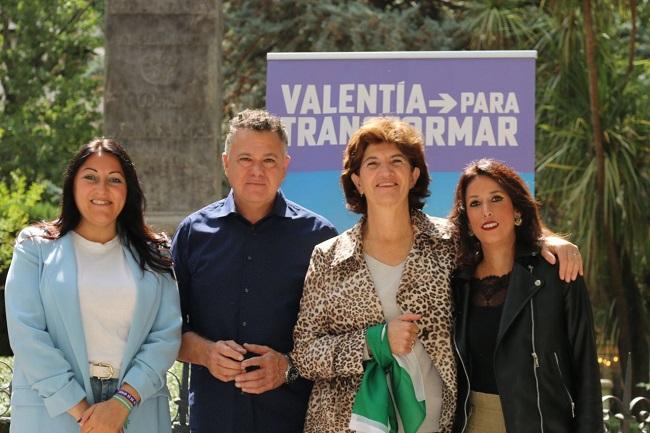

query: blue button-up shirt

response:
[172,190,337,433]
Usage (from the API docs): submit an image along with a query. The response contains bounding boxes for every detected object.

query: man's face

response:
[222,129,290,210]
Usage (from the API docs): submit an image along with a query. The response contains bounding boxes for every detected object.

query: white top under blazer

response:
[72,231,137,373]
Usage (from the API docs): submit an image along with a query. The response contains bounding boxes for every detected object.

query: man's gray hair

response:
[224,109,288,153]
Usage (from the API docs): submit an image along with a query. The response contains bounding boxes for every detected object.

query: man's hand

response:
[540,236,584,282]
[387,313,421,355]
[235,343,287,394]
[205,340,247,382]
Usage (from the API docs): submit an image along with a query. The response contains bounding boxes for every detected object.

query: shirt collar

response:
[270,189,292,218]
[331,210,452,267]
[213,189,291,219]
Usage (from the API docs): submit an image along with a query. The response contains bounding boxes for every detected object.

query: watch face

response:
[287,366,300,383]
[285,354,300,383]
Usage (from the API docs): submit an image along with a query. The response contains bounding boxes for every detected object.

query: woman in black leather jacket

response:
[448,159,602,433]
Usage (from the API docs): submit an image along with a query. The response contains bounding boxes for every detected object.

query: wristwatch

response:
[284,354,300,384]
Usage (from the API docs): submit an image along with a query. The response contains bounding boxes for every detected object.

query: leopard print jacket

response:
[291,211,457,433]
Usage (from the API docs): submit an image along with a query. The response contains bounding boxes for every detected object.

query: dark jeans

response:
[90,377,119,403]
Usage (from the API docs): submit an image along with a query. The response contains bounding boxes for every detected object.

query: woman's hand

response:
[67,398,91,423]
[387,313,421,355]
[79,399,129,433]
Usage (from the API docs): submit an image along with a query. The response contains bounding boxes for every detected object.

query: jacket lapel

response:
[454,277,472,360]
[396,212,438,302]
[50,234,92,392]
[398,213,457,398]
[495,262,543,349]
[118,246,160,381]
[331,220,395,326]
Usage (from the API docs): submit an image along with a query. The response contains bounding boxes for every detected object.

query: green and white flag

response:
[349,324,426,433]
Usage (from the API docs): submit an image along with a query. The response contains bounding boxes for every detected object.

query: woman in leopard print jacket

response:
[291,118,458,433]
[290,119,583,433]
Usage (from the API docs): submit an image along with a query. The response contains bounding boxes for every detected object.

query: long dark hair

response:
[448,158,544,268]
[37,138,172,275]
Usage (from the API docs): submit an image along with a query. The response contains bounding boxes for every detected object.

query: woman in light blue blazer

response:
[5,138,182,433]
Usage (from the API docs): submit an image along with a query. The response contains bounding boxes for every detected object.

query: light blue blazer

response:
[5,228,182,433]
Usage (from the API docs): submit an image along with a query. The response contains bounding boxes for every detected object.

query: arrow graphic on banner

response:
[428,93,457,113]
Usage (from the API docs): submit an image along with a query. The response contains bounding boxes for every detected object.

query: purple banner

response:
[266,53,536,173]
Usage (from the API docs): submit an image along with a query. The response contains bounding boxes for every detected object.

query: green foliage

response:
[458,0,541,49]
[0,0,104,182]
[534,1,650,293]
[0,171,57,280]
[533,0,650,387]
[222,0,461,118]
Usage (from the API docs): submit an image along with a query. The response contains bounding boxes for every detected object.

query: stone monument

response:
[104,0,223,232]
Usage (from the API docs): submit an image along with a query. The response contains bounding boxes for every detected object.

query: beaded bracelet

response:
[115,388,139,407]
[111,394,134,413]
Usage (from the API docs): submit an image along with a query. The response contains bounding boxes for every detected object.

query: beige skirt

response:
[466,391,507,433]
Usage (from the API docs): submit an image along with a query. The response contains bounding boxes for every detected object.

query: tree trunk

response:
[582,0,648,397]
[627,0,637,77]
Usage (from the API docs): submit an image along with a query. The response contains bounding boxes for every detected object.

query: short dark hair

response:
[448,158,543,268]
[37,138,172,275]
[341,118,430,215]
[224,109,288,153]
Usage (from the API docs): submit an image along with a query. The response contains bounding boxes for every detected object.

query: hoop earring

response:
[514,213,522,226]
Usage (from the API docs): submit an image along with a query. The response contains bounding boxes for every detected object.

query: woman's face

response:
[73,152,127,240]
[465,175,518,249]
[351,142,420,211]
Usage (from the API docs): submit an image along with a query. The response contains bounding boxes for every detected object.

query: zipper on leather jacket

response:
[553,352,576,418]
[529,266,545,433]
[530,349,543,423]
[453,339,471,433]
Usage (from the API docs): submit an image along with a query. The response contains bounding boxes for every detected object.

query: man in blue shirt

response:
[172,109,337,433]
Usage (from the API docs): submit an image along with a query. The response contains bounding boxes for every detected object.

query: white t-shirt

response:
[72,231,137,373]
[365,253,443,433]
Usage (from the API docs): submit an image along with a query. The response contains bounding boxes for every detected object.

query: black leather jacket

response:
[452,248,603,433]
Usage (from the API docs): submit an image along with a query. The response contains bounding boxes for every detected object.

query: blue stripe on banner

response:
[282,171,534,233]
